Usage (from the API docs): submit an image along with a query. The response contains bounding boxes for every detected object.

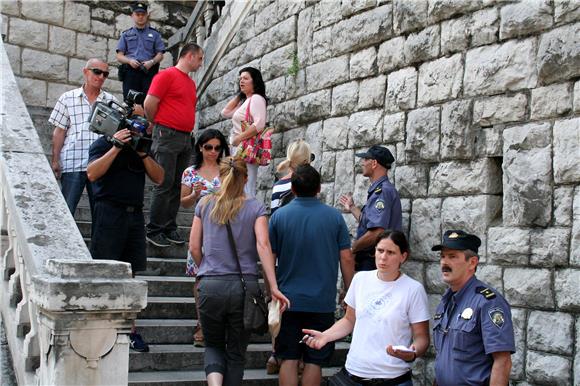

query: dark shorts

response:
[275,311,335,365]
[90,200,146,272]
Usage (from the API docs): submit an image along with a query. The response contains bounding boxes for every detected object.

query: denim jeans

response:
[147,124,192,236]
[60,171,94,216]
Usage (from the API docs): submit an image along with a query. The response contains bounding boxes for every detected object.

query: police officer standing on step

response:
[116,2,165,99]
[432,230,515,386]
[339,145,402,271]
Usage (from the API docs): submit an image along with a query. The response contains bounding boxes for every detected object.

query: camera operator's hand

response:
[128,59,141,69]
[113,129,132,145]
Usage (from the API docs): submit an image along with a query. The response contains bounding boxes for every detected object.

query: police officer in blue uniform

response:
[116,2,165,99]
[339,145,402,271]
[432,230,515,386]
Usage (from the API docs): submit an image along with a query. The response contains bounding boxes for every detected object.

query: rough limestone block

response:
[475,126,503,158]
[395,165,428,198]
[440,100,474,160]
[393,0,428,33]
[487,227,530,265]
[405,106,439,162]
[1,14,6,37]
[320,152,336,182]
[21,49,67,82]
[555,269,580,311]
[266,17,297,57]
[331,5,392,56]
[91,19,116,39]
[526,351,571,385]
[350,47,377,80]
[577,319,580,386]
[530,228,571,267]
[569,188,580,266]
[281,127,306,151]
[49,26,76,56]
[305,121,323,168]
[430,159,502,196]
[272,100,298,131]
[440,15,469,55]
[377,36,406,73]
[331,81,359,116]
[553,118,580,184]
[402,261,424,284]
[68,57,86,85]
[0,0,19,16]
[286,70,306,101]
[333,149,355,205]
[47,82,73,108]
[254,1,278,35]
[554,186,574,226]
[472,93,527,126]
[470,8,500,47]
[464,38,537,97]
[311,26,332,63]
[383,112,405,143]
[305,56,349,93]
[320,183,335,207]
[537,23,580,85]
[114,13,134,39]
[92,8,115,22]
[554,0,580,24]
[341,0,376,17]
[476,265,502,293]
[8,17,48,49]
[265,76,285,105]
[261,43,295,81]
[385,67,417,113]
[410,198,442,261]
[425,263,446,293]
[4,43,21,75]
[312,0,343,31]
[417,54,462,106]
[295,89,331,125]
[500,0,553,40]
[15,76,47,107]
[297,5,313,67]
[504,268,553,308]
[64,1,90,33]
[348,110,382,148]
[277,1,307,19]
[404,25,440,65]
[510,308,526,378]
[503,123,552,227]
[76,33,108,60]
[441,195,501,236]
[531,83,572,119]
[574,81,580,113]
[427,0,491,23]
[358,75,385,110]
[21,0,63,24]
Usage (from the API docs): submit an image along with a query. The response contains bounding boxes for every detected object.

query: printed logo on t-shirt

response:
[364,293,392,318]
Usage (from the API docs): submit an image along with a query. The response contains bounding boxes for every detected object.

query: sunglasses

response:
[89,68,110,78]
[202,144,222,152]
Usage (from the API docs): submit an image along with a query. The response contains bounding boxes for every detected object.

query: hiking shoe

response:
[165,230,185,245]
[129,333,149,352]
[147,233,171,247]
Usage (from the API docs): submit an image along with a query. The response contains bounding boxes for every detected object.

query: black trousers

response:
[122,66,158,99]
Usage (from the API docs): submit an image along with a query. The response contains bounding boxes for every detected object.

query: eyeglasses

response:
[202,144,222,152]
[88,68,110,78]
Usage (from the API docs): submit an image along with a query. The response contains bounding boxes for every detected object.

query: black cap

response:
[132,2,148,13]
[431,230,482,254]
[355,145,395,169]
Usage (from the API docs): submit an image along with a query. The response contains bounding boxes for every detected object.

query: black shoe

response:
[129,333,149,352]
[165,230,185,245]
[146,233,171,247]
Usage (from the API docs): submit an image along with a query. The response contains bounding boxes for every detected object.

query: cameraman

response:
[87,128,163,352]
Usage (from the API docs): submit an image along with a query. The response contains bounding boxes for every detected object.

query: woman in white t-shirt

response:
[303,230,430,385]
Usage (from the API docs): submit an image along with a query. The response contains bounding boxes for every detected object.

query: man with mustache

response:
[432,230,515,386]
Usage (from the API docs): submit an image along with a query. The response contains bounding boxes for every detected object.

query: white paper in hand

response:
[392,345,415,353]
[268,299,281,339]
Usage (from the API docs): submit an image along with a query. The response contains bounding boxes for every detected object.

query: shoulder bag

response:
[225,221,269,334]
[237,97,273,166]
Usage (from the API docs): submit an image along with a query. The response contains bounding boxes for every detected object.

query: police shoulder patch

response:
[476,286,496,299]
[374,187,382,194]
[375,199,385,211]
[488,308,505,328]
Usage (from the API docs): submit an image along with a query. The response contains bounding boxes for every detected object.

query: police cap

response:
[132,2,148,13]
[355,145,395,169]
[431,230,482,254]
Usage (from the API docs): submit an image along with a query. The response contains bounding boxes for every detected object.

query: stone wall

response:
[198,1,580,384]
[0,0,193,107]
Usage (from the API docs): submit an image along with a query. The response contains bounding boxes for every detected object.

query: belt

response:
[101,200,142,213]
[345,368,412,385]
[155,123,192,135]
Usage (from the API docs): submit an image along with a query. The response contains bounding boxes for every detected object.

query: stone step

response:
[128,367,342,386]
[147,257,188,277]
[84,237,190,259]
[135,275,195,297]
[77,220,192,241]
[129,343,349,373]
[140,296,197,319]
[74,205,194,226]
[134,319,272,345]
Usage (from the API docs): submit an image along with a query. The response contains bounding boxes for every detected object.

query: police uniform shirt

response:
[116,26,165,63]
[356,175,402,253]
[433,276,515,386]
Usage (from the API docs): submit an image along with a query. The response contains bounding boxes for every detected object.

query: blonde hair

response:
[276,139,312,173]
[205,156,248,224]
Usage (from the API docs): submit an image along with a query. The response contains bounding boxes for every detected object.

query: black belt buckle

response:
[347,369,412,385]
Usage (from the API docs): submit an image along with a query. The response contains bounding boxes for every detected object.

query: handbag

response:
[225,221,269,334]
[185,250,199,277]
[237,97,273,166]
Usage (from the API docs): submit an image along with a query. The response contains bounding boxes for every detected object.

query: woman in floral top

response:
[181,129,230,208]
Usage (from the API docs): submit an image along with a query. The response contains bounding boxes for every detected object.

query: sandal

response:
[193,324,205,347]
[266,352,281,375]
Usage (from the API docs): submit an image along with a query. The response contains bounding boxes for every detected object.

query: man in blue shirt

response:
[339,145,402,271]
[270,165,355,386]
[432,230,515,386]
[116,2,165,99]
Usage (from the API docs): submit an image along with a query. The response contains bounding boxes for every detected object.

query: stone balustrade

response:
[0,37,147,386]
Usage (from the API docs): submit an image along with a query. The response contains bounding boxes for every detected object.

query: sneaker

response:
[165,230,185,245]
[129,333,149,352]
[147,233,171,247]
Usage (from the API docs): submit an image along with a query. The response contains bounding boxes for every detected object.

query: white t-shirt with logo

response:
[345,271,430,379]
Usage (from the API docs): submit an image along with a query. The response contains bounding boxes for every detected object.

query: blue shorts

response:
[275,311,335,365]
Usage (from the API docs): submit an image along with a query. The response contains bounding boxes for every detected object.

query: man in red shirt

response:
[144,43,204,247]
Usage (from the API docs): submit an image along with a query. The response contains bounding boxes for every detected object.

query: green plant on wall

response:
[287,52,299,76]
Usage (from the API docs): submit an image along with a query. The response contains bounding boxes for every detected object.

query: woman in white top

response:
[221,67,268,198]
[303,230,430,385]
